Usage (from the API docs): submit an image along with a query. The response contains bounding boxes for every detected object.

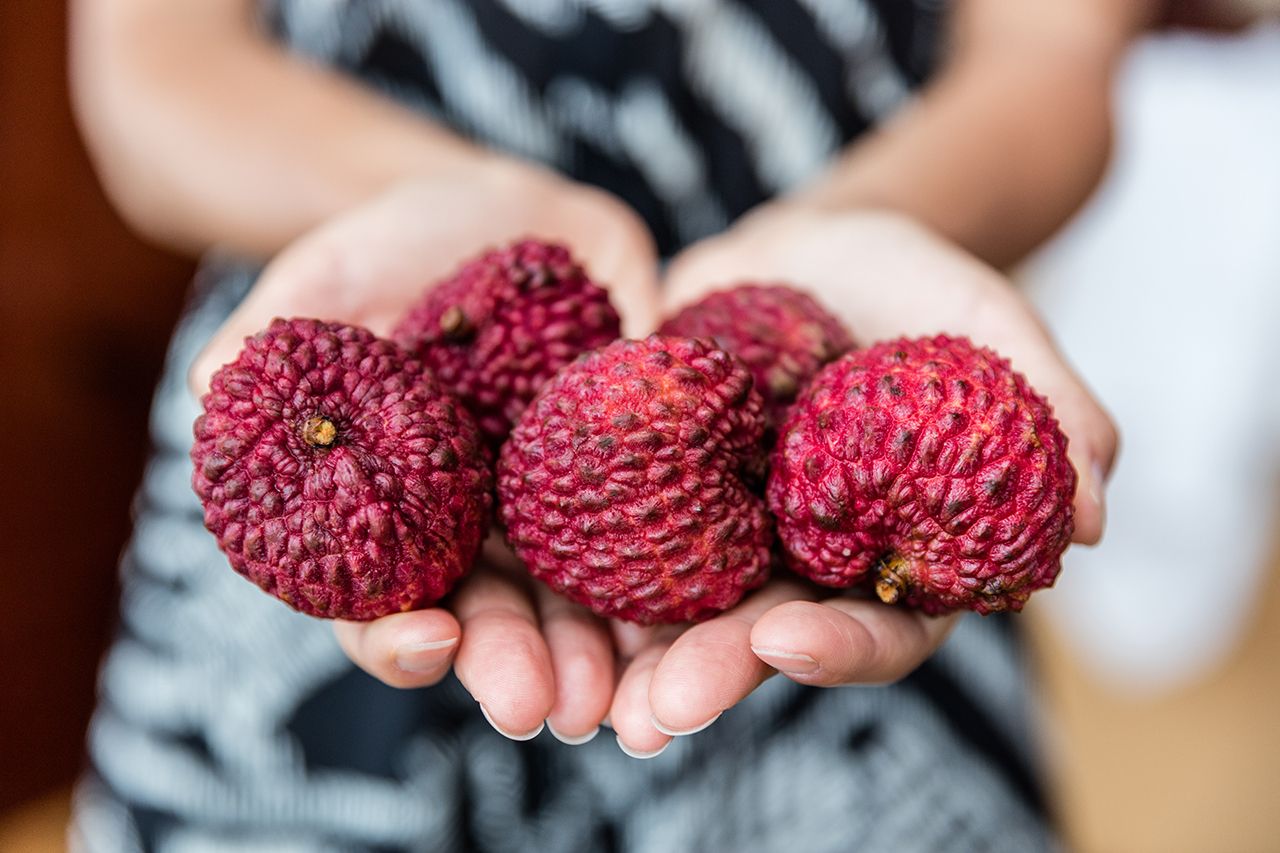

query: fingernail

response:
[1089,460,1108,532]
[393,637,458,673]
[752,647,820,675]
[546,720,600,746]
[479,704,544,742]
[1089,460,1107,506]
[651,711,721,737]
[616,735,669,760]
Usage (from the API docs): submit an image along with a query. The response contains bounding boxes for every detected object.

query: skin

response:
[73,0,1150,752]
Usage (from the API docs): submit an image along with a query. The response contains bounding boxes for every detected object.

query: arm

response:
[794,0,1160,268]
[70,0,493,257]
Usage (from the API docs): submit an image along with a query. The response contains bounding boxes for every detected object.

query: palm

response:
[598,207,1117,757]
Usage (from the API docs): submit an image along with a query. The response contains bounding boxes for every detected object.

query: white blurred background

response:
[1025,21,1280,693]
[1020,19,1280,853]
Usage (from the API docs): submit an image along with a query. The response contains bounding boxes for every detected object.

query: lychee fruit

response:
[768,335,1075,615]
[393,239,621,444]
[191,317,493,620]
[658,284,855,432]
[498,336,774,624]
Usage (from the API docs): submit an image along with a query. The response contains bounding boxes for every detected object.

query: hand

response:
[190,159,660,389]
[606,205,1118,757]
[192,161,661,743]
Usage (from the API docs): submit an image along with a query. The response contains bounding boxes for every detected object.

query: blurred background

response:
[1,3,1277,852]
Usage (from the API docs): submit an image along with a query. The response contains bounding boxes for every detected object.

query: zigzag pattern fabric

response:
[72,2,1058,850]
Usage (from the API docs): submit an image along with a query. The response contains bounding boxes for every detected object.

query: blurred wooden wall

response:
[0,1,192,811]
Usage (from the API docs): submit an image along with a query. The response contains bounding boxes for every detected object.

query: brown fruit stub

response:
[875,555,907,605]
[438,305,473,340]
[301,415,338,448]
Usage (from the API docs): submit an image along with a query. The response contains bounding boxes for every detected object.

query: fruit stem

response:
[875,554,908,605]
[439,306,473,340]
[301,415,338,448]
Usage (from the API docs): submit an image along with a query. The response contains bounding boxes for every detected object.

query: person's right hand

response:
[190,159,662,744]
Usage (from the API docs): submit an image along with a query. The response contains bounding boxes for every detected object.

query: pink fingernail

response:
[546,720,600,746]
[479,704,544,742]
[1090,461,1108,527]
[393,637,457,673]
[651,711,721,737]
[616,736,669,760]
[752,647,819,675]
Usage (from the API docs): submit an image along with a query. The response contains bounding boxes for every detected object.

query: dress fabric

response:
[72,2,1059,851]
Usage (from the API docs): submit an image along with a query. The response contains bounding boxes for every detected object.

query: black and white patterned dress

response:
[73,2,1058,850]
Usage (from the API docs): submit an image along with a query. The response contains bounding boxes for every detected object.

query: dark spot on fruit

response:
[626,430,664,450]
[982,466,1014,502]
[429,445,458,470]
[810,500,843,530]
[728,380,752,407]
[670,366,704,385]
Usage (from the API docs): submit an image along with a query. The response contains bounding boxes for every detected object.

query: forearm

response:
[70,0,494,258]
[792,0,1156,268]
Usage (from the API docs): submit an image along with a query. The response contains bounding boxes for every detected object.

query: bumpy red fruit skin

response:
[191,318,493,620]
[659,284,855,431]
[767,335,1075,615]
[393,239,621,444]
[498,336,773,624]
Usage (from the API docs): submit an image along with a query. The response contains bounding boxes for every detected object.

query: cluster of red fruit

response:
[192,239,1075,623]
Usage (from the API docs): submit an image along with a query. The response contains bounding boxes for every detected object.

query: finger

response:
[750,599,958,687]
[609,628,682,759]
[452,568,556,740]
[648,581,814,736]
[972,300,1119,545]
[1039,370,1118,547]
[611,621,660,661]
[535,585,614,745]
[561,186,663,337]
[333,609,461,689]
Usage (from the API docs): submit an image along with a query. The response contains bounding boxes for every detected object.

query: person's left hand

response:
[605,203,1119,757]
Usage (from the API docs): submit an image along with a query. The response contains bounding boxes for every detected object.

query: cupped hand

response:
[608,205,1118,757]
[189,159,661,394]
[191,161,661,743]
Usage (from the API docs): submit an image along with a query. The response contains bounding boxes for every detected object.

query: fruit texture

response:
[191,318,493,620]
[498,336,773,624]
[658,284,855,431]
[768,335,1075,615]
[393,239,621,444]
